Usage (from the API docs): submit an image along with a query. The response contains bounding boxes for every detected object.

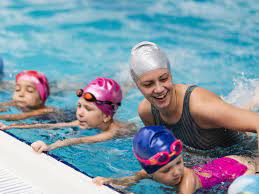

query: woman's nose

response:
[154,82,164,93]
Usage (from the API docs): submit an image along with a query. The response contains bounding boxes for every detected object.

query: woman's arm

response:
[190,87,259,147]
[93,170,149,187]
[138,99,155,126]
[31,130,116,152]
[0,107,55,121]
[0,120,79,130]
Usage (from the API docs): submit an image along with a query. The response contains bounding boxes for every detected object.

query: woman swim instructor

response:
[130,41,259,151]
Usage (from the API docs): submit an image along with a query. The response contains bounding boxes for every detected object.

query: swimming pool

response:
[0,0,258,193]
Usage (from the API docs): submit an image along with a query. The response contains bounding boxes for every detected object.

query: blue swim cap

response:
[0,57,3,78]
[133,126,182,174]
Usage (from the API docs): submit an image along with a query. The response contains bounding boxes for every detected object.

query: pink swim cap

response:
[82,77,122,116]
[16,70,50,103]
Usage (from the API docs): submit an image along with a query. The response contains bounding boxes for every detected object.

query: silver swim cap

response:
[130,41,170,82]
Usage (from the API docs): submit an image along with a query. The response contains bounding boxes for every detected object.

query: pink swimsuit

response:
[192,157,247,189]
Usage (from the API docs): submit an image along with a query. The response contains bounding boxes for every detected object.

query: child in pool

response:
[0,70,55,120]
[93,126,256,194]
[1,77,135,152]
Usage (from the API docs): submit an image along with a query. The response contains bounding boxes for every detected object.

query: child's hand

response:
[93,176,136,188]
[93,177,135,193]
[31,140,50,153]
[0,122,10,130]
[0,107,8,112]
[93,176,112,186]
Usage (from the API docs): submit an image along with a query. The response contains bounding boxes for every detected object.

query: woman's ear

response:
[103,114,112,123]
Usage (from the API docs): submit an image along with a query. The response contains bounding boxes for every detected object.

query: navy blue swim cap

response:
[0,57,3,79]
[133,126,182,174]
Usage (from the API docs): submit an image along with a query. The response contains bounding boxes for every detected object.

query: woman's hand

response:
[31,140,50,153]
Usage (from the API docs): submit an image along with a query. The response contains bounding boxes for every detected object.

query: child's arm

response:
[31,130,117,153]
[0,120,79,130]
[93,170,149,188]
[0,107,55,121]
[178,168,200,194]
[0,101,16,112]
[0,101,16,107]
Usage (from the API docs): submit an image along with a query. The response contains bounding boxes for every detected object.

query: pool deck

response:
[0,131,118,194]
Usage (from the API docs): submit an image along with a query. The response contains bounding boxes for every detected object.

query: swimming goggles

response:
[76,89,121,107]
[135,139,183,166]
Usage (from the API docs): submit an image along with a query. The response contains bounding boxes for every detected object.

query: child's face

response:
[13,80,42,109]
[76,98,108,129]
[152,155,184,186]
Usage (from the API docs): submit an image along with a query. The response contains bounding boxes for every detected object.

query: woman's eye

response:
[160,77,168,82]
[142,82,153,87]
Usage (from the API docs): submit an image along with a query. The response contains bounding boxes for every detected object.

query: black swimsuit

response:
[151,85,243,150]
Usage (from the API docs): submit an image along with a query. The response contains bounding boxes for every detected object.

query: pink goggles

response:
[135,139,183,166]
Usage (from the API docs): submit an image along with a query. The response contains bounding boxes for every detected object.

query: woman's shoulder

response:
[138,99,155,125]
[188,85,220,101]
[138,99,151,115]
[175,84,219,108]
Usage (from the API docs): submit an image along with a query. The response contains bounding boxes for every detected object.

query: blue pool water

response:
[0,0,258,193]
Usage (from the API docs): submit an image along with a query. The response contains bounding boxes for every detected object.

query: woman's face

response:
[137,68,173,109]
[152,156,184,186]
[76,98,107,129]
[13,80,42,109]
